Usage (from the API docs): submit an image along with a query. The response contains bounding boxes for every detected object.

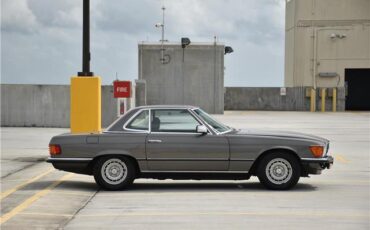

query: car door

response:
[145,109,229,171]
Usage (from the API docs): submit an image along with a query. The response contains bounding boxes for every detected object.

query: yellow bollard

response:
[332,88,337,112]
[70,76,101,133]
[321,88,326,112]
[310,88,316,112]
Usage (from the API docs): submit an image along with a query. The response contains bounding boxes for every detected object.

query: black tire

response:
[93,156,136,190]
[257,152,301,190]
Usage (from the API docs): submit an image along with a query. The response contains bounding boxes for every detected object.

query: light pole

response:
[78,0,93,76]
[70,0,101,134]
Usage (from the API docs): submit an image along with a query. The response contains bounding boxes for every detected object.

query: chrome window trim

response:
[105,107,137,131]
[105,115,124,131]
[122,109,150,133]
[190,108,232,135]
[112,106,231,135]
[188,109,215,135]
[148,108,211,134]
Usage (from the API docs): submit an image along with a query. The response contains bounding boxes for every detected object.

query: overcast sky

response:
[1,0,285,86]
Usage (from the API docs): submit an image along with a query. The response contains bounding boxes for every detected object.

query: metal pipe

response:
[78,0,93,76]
[321,88,326,112]
[160,6,165,64]
[310,88,316,112]
[313,27,350,88]
[332,88,337,112]
[312,27,317,89]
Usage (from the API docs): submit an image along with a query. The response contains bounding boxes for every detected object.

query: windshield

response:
[193,109,231,133]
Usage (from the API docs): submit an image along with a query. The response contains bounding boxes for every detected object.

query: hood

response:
[230,129,329,144]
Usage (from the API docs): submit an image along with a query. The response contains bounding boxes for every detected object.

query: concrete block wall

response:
[1,84,346,128]
[139,43,225,114]
[225,87,345,111]
[1,84,117,128]
[317,87,345,112]
[135,80,147,107]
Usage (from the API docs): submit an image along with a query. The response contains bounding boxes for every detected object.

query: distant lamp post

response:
[225,46,234,55]
[181,37,191,62]
[181,37,191,48]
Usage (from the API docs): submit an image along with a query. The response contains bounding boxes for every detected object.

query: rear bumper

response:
[46,157,93,175]
[301,156,334,175]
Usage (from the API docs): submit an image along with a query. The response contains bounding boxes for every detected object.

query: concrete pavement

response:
[1,111,369,229]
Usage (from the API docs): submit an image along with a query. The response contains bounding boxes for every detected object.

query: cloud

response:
[1,0,286,87]
[1,0,39,34]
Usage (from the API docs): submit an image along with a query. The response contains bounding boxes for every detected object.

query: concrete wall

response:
[1,84,345,128]
[135,80,147,107]
[285,0,370,87]
[225,87,345,111]
[1,84,117,128]
[139,42,225,114]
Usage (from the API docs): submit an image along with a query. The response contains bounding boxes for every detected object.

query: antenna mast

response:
[155,5,167,64]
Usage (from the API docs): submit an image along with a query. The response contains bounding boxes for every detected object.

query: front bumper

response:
[301,156,334,175]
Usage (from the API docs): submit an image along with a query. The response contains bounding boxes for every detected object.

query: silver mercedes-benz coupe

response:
[47,105,333,190]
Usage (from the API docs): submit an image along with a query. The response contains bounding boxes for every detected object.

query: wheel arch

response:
[249,148,303,176]
[87,154,141,176]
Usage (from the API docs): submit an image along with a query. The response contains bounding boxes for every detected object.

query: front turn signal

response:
[49,144,61,155]
[309,146,324,158]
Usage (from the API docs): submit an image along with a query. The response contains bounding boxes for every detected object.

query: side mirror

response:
[196,125,208,134]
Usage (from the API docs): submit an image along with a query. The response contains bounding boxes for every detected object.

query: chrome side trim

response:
[147,158,228,161]
[47,157,93,162]
[230,158,255,161]
[141,170,249,173]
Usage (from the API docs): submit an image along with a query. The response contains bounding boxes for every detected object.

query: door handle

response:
[148,139,162,143]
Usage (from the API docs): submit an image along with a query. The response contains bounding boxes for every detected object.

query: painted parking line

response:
[0,168,55,201]
[20,212,74,218]
[70,211,368,219]
[0,173,74,225]
[13,210,369,220]
[334,154,350,163]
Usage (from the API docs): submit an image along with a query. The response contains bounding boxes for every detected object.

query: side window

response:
[151,109,200,133]
[126,110,149,131]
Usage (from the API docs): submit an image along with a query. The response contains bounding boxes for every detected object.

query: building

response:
[285,0,370,110]
[138,42,226,114]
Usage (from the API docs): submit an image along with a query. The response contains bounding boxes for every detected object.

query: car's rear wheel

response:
[257,152,301,190]
[93,156,136,190]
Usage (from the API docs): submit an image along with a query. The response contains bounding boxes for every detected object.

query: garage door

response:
[345,69,370,111]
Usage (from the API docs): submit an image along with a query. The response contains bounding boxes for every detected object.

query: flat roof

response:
[138,41,225,46]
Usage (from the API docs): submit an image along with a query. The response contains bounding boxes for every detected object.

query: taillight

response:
[49,144,61,155]
[309,146,324,158]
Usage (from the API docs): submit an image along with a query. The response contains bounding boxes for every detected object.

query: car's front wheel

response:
[93,156,136,190]
[257,152,301,190]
